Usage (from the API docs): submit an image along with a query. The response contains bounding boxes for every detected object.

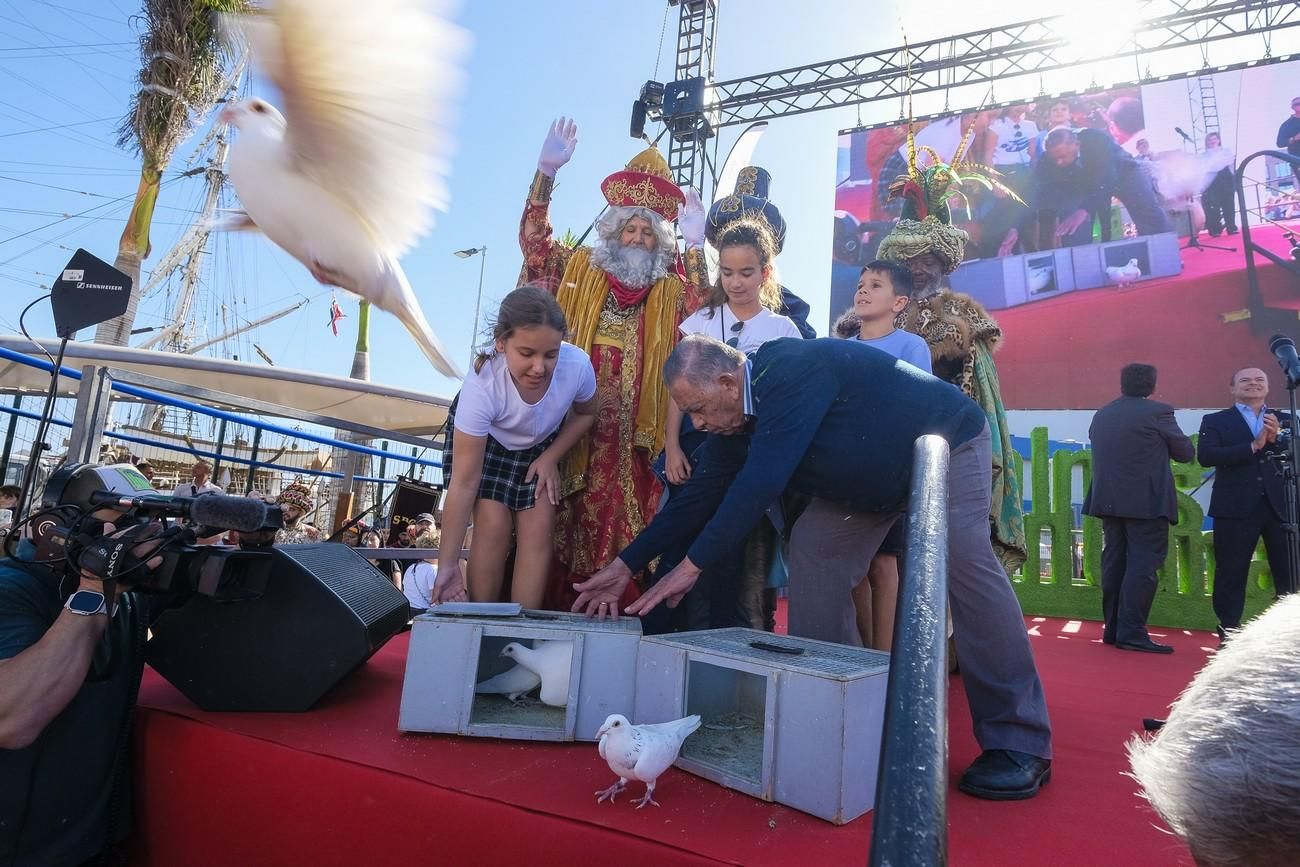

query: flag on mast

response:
[328,295,346,335]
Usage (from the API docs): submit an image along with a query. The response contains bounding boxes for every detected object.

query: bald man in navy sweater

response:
[573,335,1052,800]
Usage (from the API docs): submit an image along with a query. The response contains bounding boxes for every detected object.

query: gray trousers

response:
[788,425,1053,759]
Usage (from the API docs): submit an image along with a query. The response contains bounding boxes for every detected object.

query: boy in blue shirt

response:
[842,260,931,650]
[850,260,932,374]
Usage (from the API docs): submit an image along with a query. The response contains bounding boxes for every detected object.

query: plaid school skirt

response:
[442,396,560,512]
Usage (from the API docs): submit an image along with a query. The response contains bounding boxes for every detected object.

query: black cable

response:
[1,503,79,561]
[17,292,56,368]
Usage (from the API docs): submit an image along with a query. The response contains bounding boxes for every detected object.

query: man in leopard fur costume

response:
[877,213,1027,575]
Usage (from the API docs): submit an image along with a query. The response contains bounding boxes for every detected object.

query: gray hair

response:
[594,205,676,257]
[1044,127,1078,149]
[1127,594,1300,867]
[663,334,745,390]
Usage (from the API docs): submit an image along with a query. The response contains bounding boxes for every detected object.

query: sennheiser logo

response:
[77,282,124,291]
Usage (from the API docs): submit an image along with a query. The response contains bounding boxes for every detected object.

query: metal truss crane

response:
[643,0,1300,197]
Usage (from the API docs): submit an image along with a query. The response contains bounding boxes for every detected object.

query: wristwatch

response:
[64,589,109,616]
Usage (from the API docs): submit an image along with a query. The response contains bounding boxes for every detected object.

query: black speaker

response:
[630,99,647,139]
[146,543,411,712]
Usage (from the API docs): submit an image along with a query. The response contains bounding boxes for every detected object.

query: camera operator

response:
[0,503,168,865]
[1198,367,1299,643]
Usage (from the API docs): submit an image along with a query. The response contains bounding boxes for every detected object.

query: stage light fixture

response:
[640,80,665,109]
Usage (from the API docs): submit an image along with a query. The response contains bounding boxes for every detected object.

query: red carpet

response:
[997,224,1300,409]
[128,615,1212,866]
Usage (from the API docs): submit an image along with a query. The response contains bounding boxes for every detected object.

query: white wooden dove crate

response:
[398,608,641,742]
[634,628,890,824]
[1071,231,1181,289]
[949,248,1077,311]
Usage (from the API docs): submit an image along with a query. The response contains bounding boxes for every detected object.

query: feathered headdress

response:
[886,120,1022,224]
[878,84,1024,273]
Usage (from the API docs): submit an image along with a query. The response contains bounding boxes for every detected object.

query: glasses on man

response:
[725,320,744,348]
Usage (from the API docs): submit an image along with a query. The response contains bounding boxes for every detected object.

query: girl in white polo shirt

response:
[432,286,597,609]
[650,218,800,633]
[663,217,800,484]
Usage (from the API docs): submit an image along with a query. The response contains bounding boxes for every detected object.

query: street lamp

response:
[453,246,487,367]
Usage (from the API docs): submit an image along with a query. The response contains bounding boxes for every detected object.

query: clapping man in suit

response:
[1084,364,1194,653]
[1198,368,1299,641]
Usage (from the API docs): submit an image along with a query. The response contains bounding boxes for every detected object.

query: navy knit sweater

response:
[620,337,986,572]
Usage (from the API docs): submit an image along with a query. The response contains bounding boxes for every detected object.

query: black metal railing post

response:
[0,394,21,485]
[869,434,950,867]
[244,428,262,495]
[1236,149,1300,328]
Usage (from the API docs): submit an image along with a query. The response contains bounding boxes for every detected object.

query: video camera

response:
[21,462,284,599]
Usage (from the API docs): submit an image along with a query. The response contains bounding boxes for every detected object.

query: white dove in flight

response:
[217,0,467,378]
[595,713,702,809]
[499,641,572,708]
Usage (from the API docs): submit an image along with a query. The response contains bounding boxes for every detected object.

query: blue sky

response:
[1,0,1280,400]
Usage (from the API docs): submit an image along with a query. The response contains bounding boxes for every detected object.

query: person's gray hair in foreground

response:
[1128,594,1300,867]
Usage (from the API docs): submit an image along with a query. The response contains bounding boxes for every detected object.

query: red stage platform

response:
[997,224,1300,409]
[128,617,1212,866]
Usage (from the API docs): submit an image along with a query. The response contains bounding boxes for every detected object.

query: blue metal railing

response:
[869,435,950,867]
[0,345,444,469]
[0,403,413,485]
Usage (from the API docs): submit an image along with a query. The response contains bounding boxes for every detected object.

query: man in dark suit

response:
[572,336,1053,801]
[1198,367,1298,640]
[1084,364,1195,653]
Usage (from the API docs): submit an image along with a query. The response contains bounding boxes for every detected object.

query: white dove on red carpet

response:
[217,0,467,378]
[595,713,701,809]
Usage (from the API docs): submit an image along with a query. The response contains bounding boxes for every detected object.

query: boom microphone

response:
[88,490,269,532]
[1174,126,1192,143]
[1269,334,1300,385]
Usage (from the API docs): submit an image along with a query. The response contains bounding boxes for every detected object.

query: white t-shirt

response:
[453,341,596,451]
[403,561,437,610]
[678,305,801,354]
[172,480,223,499]
[990,117,1039,166]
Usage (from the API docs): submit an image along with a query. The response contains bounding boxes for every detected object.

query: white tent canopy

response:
[0,335,452,437]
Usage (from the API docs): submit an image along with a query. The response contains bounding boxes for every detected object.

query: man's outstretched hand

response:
[624,557,702,618]
[572,559,633,620]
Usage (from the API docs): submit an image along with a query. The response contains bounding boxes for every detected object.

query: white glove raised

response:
[537,117,578,178]
[678,187,706,248]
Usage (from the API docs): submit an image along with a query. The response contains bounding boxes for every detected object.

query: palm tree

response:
[95,0,246,346]
[350,301,372,382]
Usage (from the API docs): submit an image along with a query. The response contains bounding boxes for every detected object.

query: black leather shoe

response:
[958,749,1052,800]
[1116,638,1174,654]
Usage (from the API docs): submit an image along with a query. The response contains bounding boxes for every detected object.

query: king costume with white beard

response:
[519,120,707,609]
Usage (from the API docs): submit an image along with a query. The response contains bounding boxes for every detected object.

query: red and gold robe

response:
[518,172,706,608]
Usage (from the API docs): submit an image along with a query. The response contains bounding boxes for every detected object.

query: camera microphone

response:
[1269,334,1300,384]
[87,491,269,533]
